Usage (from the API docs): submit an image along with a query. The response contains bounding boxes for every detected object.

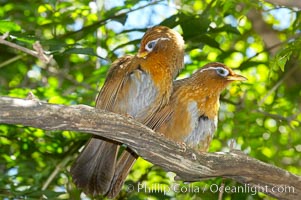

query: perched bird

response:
[108,62,247,198]
[70,26,185,197]
[149,62,247,151]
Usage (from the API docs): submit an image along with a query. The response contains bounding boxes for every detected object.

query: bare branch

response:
[0,34,52,63]
[265,0,301,8]
[0,96,300,199]
[0,55,23,69]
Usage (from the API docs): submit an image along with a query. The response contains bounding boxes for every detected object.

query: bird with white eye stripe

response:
[149,62,247,152]
[70,26,185,198]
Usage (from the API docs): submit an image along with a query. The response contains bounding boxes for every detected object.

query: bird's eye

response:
[145,39,158,52]
[215,67,229,77]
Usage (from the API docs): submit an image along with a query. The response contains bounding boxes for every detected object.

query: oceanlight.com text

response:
[126,183,295,196]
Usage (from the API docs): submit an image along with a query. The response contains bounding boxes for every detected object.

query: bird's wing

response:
[71,55,139,195]
[96,54,160,121]
[147,78,188,130]
[95,55,134,111]
[147,102,174,130]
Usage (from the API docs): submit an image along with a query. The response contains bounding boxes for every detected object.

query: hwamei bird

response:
[109,62,247,198]
[70,26,185,198]
[150,62,247,152]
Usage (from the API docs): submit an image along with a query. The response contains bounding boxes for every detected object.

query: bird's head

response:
[137,26,185,75]
[192,62,247,92]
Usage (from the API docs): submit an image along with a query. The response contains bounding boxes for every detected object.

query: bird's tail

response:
[107,149,138,198]
[70,137,119,196]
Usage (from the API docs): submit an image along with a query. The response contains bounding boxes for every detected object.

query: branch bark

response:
[0,96,300,199]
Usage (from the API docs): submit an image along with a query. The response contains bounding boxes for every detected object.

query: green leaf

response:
[160,14,180,28]
[178,13,211,39]
[270,48,292,71]
[113,15,128,25]
[209,24,241,35]
[9,32,38,44]
[240,60,267,70]
[186,34,220,50]
[104,6,126,19]
[0,20,21,33]
[276,51,292,71]
[62,47,97,57]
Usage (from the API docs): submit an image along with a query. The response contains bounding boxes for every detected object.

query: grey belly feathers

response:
[126,69,157,120]
[184,101,217,149]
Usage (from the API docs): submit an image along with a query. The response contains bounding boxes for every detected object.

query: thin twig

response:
[0,32,9,40]
[42,155,73,190]
[252,109,301,123]
[218,180,225,200]
[244,32,301,64]
[0,55,23,68]
[41,140,85,191]
[33,41,52,63]
[0,34,52,63]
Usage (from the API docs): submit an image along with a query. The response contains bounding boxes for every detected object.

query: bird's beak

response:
[137,51,148,58]
[227,74,247,81]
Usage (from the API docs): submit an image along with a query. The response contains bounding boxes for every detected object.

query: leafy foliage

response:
[0,0,300,199]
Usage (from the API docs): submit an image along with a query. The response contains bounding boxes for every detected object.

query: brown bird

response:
[150,62,247,152]
[108,62,247,198]
[70,26,185,197]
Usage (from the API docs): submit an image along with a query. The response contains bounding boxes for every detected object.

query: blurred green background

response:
[0,0,300,199]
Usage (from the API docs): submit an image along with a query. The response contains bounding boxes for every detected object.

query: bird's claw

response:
[177,142,187,152]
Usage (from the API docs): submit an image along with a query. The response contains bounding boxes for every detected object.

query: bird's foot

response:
[177,142,187,152]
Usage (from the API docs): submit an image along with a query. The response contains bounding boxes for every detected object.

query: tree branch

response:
[0,34,52,63]
[0,96,300,199]
[266,0,301,9]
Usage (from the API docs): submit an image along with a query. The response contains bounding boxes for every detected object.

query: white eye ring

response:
[145,39,158,52]
[215,67,229,77]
